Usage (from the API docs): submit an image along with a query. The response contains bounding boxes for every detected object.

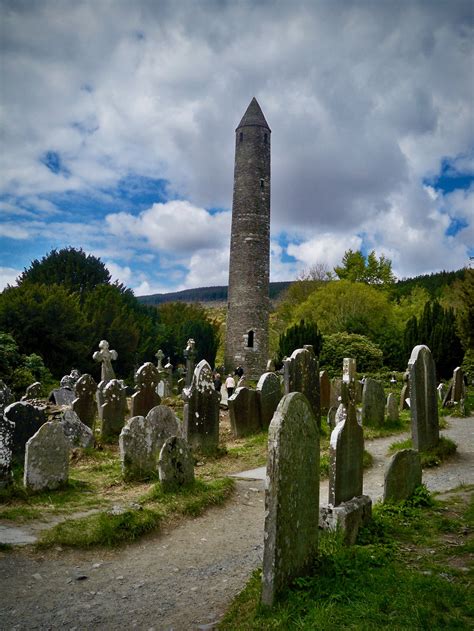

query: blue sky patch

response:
[425,155,474,193]
[41,151,70,176]
[445,216,468,237]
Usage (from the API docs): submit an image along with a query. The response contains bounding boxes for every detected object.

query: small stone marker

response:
[327,405,337,429]
[72,374,97,429]
[451,367,465,403]
[437,383,446,402]
[0,415,14,487]
[361,378,385,427]
[93,339,118,383]
[60,409,94,449]
[183,360,220,452]
[130,362,161,418]
[256,372,282,429]
[283,345,320,427]
[384,449,422,503]
[4,401,47,461]
[330,378,342,408]
[319,370,330,413]
[22,382,42,401]
[329,402,364,506]
[49,386,75,407]
[229,387,261,437]
[158,436,194,493]
[262,392,320,607]
[386,393,399,423]
[101,379,127,441]
[24,421,69,492]
[408,345,439,451]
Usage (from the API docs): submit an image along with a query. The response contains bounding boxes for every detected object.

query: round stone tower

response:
[224,97,271,380]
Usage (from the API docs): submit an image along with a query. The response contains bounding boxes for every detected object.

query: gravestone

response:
[327,405,337,429]
[283,345,320,427]
[408,345,439,451]
[164,359,173,397]
[183,360,220,452]
[101,379,127,441]
[60,409,94,449]
[361,378,385,427]
[355,380,363,404]
[93,339,117,383]
[184,338,197,387]
[257,372,282,429]
[158,436,194,493]
[119,406,181,480]
[335,403,346,426]
[330,378,342,408]
[228,387,261,437]
[399,371,410,411]
[0,380,13,417]
[266,359,276,372]
[451,367,465,403]
[437,383,446,402]
[386,393,399,423]
[22,382,42,401]
[24,421,69,492]
[155,349,165,371]
[342,358,357,404]
[4,402,47,461]
[262,392,320,607]
[0,415,14,488]
[329,402,364,506]
[130,362,161,418]
[72,374,97,429]
[49,387,75,407]
[319,370,330,413]
[384,449,422,503]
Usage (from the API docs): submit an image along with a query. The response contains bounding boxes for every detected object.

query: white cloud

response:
[288,234,363,272]
[0,267,21,290]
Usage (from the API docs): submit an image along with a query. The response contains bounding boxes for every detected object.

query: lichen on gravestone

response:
[384,449,422,503]
[158,436,194,493]
[23,421,69,492]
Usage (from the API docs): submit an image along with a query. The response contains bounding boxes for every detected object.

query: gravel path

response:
[0,416,472,630]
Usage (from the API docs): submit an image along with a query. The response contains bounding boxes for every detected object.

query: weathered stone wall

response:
[225,98,271,379]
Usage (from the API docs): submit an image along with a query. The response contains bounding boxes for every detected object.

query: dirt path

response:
[1,416,472,630]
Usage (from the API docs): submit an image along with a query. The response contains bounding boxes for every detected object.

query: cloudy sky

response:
[1,0,473,295]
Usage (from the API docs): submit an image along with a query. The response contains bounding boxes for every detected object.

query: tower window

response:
[260,179,264,191]
[247,330,254,348]
[239,132,243,142]
[264,133,267,143]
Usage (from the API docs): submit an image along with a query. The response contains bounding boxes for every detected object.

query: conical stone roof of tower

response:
[236,97,271,131]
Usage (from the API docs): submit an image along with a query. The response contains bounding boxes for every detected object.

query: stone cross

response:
[93,339,118,383]
[184,338,197,387]
[155,349,165,370]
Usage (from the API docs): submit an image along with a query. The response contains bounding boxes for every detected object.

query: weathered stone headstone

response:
[4,402,47,461]
[386,393,399,423]
[319,370,330,413]
[60,409,94,449]
[408,345,439,451]
[24,421,69,492]
[0,415,14,488]
[164,359,173,396]
[130,362,161,419]
[257,372,282,429]
[183,360,220,452]
[184,338,197,387]
[437,383,446,402]
[327,405,337,429]
[330,378,342,408]
[451,367,465,403]
[266,359,276,372]
[101,379,127,441]
[119,406,181,480]
[262,392,320,607]
[342,358,357,404]
[49,387,75,407]
[355,380,363,404]
[361,378,385,427]
[72,373,97,429]
[384,449,422,502]
[158,436,194,493]
[93,339,117,383]
[399,371,410,411]
[155,349,165,370]
[228,387,261,437]
[335,403,346,426]
[329,402,364,506]
[22,382,42,401]
[283,345,320,427]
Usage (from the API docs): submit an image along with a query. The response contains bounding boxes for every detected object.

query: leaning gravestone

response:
[361,378,385,427]
[408,345,439,451]
[283,345,320,427]
[158,436,194,493]
[101,379,127,441]
[183,360,220,452]
[451,366,465,404]
[0,415,14,488]
[72,374,97,429]
[319,370,330,413]
[4,402,47,461]
[257,372,282,429]
[386,393,399,423]
[130,362,161,418]
[24,421,69,492]
[384,449,422,503]
[22,382,42,401]
[228,387,261,437]
[60,409,94,449]
[262,392,320,607]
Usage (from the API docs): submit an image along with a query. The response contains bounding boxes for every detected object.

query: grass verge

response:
[389,436,457,467]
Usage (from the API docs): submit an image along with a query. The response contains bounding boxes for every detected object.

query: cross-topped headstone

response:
[155,349,165,370]
[93,339,118,383]
[130,362,161,418]
[101,379,127,441]
[184,338,197,387]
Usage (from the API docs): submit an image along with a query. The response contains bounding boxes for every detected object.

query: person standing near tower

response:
[224,98,271,380]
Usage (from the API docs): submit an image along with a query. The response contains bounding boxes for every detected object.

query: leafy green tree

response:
[0,332,21,382]
[334,249,396,286]
[274,319,323,367]
[452,269,474,353]
[319,333,383,375]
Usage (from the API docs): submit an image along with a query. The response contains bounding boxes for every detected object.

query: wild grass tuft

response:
[389,436,457,467]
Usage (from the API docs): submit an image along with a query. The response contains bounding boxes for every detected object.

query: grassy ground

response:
[219,485,474,629]
[389,436,458,468]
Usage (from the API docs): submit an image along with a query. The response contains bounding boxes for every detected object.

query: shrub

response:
[320,333,383,375]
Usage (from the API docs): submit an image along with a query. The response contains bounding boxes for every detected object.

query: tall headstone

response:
[319,370,330,413]
[256,371,282,429]
[24,421,69,492]
[228,387,261,437]
[283,345,320,427]
[342,358,357,404]
[329,402,364,506]
[182,360,220,452]
[101,379,127,441]
[330,378,342,408]
[0,415,14,488]
[158,436,194,493]
[408,345,439,451]
[130,362,161,418]
[437,383,446,402]
[384,449,422,503]
[72,373,97,429]
[399,370,410,411]
[361,378,385,427]
[4,402,47,461]
[451,367,465,403]
[262,393,320,607]
[184,338,197,387]
[386,393,399,423]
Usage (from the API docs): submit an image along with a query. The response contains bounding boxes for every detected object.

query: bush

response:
[274,319,323,368]
[320,333,383,375]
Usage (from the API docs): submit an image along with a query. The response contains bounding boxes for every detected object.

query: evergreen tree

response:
[275,319,323,367]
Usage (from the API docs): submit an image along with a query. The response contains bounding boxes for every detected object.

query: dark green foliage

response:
[392,268,466,301]
[452,269,474,353]
[274,319,323,367]
[319,333,383,375]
